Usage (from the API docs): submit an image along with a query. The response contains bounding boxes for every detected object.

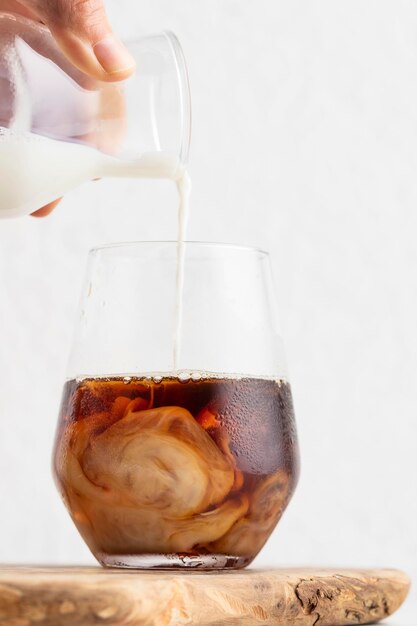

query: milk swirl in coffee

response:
[53,375,299,568]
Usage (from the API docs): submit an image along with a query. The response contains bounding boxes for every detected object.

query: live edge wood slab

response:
[0,566,410,626]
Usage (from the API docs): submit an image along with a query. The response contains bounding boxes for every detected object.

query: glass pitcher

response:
[0,12,191,217]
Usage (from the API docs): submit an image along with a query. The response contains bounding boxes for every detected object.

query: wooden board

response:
[0,566,410,626]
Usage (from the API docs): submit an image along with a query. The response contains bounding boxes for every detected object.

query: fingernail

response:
[93,35,135,75]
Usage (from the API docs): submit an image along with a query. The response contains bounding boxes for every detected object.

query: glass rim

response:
[162,30,192,166]
[89,240,269,257]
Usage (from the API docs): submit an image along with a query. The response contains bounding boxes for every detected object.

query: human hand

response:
[0,0,134,216]
[0,0,135,81]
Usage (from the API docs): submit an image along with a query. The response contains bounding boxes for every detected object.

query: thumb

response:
[29,0,135,81]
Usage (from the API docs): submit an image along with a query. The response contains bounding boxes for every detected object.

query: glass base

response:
[98,553,251,570]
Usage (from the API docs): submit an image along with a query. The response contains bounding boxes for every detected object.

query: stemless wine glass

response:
[53,242,300,569]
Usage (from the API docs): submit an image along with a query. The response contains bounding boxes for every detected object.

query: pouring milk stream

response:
[0,126,191,370]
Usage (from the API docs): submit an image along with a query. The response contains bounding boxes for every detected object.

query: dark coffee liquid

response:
[53,375,299,569]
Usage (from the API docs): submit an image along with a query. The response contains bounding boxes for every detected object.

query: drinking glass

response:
[53,242,300,569]
[0,12,191,217]
[0,12,190,160]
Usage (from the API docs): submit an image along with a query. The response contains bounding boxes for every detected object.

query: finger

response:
[0,4,97,90]
[30,197,62,217]
[22,0,135,81]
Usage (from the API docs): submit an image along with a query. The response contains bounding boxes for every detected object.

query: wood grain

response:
[0,566,410,626]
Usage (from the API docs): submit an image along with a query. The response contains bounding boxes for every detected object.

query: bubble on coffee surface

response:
[73,370,287,383]
[178,371,192,382]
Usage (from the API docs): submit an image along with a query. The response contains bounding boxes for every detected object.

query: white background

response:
[0,1,416,622]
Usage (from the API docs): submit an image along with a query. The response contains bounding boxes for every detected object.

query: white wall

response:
[0,1,415,622]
